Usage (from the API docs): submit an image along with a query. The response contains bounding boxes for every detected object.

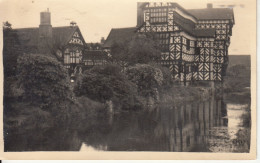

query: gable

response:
[68,31,84,45]
[52,26,86,48]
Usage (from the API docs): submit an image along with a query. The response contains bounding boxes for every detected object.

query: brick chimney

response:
[207,3,213,9]
[38,8,53,54]
[137,2,146,27]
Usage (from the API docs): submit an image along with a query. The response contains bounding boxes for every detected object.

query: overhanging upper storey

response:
[137,2,198,28]
[187,8,235,25]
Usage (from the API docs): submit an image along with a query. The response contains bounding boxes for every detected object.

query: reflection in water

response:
[226,104,248,139]
[80,143,107,151]
[5,95,251,152]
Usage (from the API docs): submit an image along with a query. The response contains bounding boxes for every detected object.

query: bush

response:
[149,64,174,91]
[223,64,250,92]
[125,64,165,105]
[110,34,161,66]
[74,64,141,110]
[15,53,75,121]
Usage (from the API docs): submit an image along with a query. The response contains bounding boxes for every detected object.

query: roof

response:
[187,8,234,21]
[172,16,215,37]
[12,26,84,49]
[14,27,39,47]
[83,50,107,60]
[170,3,198,21]
[52,26,79,47]
[85,43,103,50]
[103,27,137,48]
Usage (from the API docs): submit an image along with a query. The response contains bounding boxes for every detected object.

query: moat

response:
[5,93,251,152]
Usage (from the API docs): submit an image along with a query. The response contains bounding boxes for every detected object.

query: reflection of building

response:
[155,96,227,152]
[104,2,234,83]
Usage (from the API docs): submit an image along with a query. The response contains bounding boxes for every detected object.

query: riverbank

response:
[159,85,214,105]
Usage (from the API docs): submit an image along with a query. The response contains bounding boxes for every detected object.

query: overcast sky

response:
[0,0,256,55]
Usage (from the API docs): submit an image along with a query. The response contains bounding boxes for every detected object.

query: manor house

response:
[104,2,235,83]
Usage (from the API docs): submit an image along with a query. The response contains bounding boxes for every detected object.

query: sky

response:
[0,0,256,55]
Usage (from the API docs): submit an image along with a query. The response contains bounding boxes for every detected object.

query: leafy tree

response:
[110,34,161,66]
[3,21,20,77]
[3,21,12,30]
[3,21,22,98]
[74,64,142,110]
[16,53,74,114]
[127,34,161,65]
[125,64,164,101]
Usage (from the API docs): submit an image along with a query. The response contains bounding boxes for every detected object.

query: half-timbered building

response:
[104,2,234,84]
[8,9,86,74]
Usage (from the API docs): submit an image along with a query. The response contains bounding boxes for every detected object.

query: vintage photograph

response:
[0,0,256,158]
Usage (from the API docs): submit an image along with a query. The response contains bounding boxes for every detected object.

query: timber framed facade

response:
[104,2,235,83]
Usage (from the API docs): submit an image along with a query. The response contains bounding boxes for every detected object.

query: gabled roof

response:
[187,8,234,22]
[103,27,137,48]
[52,26,80,47]
[14,27,39,47]
[12,26,85,50]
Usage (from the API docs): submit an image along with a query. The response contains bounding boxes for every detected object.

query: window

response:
[150,8,167,24]
[186,39,190,50]
[70,49,82,64]
[185,65,190,73]
[192,64,198,72]
[155,33,169,52]
[195,47,200,55]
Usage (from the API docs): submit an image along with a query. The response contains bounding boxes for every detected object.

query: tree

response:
[16,53,73,113]
[127,34,161,65]
[110,33,161,66]
[3,21,20,77]
[125,64,164,102]
[3,21,12,30]
[74,64,142,110]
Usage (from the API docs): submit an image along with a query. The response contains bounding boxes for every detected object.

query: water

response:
[4,94,251,152]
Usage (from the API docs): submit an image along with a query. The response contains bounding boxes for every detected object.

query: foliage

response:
[110,40,129,63]
[3,24,20,78]
[110,34,161,66]
[149,63,175,91]
[74,64,141,110]
[3,21,12,30]
[223,64,250,92]
[127,34,161,65]
[16,53,74,114]
[125,64,164,102]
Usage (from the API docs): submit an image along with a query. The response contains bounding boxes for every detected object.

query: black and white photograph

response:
[0,0,256,160]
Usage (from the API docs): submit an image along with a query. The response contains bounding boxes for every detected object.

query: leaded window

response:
[150,8,167,24]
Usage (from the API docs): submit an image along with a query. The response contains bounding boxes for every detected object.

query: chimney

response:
[38,8,53,53]
[101,37,105,44]
[137,2,146,27]
[207,3,213,9]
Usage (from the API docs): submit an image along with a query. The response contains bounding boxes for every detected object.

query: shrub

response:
[74,64,141,110]
[125,64,164,105]
[223,64,250,92]
[110,34,161,66]
[16,53,74,120]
